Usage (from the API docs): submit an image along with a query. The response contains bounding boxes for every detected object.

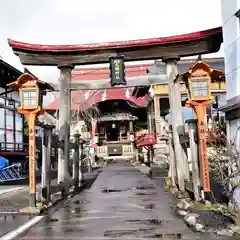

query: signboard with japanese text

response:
[109,56,126,86]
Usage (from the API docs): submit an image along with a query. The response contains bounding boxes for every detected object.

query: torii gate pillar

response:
[57,65,74,196]
[163,57,189,191]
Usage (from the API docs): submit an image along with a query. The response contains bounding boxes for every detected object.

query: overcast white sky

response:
[0,0,223,87]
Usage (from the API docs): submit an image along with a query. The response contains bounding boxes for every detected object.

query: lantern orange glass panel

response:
[21,88,39,109]
[189,78,210,100]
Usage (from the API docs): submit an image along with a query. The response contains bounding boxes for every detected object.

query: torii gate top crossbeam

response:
[8,27,222,66]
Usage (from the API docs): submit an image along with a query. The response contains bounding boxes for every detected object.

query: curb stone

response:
[0,187,26,196]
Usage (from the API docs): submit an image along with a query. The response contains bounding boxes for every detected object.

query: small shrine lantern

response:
[7,73,52,112]
[185,61,214,104]
[178,60,216,195]
[7,73,53,208]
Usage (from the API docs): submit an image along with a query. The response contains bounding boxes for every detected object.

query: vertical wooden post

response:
[189,129,201,201]
[47,128,52,196]
[79,138,85,184]
[195,104,211,194]
[153,95,161,166]
[87,145,92,173]
[164,57,188,191]
[41,127,52,203]
[41,130,47,201]
[153,95,160,138]
[147,104,154,166]
[72,132,80,189]
[28,112,37,208]
[226,120,232,192]
[168,134,176,187]
[91,119,97,148]
[129,120,135,158]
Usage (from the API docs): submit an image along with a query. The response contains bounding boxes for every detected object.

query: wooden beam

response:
[67,74,168,91]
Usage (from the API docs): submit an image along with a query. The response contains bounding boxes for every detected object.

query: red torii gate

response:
[8,27,222,66]
[8,26,223,195]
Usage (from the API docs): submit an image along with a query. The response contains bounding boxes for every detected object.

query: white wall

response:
[221,1,240,152]
[229,118,240,148]
[221,0,240,99]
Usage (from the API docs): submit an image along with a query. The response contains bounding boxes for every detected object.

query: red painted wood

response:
[8,27,221,52]
[135,133,157,148]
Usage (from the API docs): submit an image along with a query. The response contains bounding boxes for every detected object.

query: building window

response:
[159,97,170,116]
[0,94,24,151]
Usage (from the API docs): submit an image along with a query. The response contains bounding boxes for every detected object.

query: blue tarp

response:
[166,107,195,124]
[183,107,194,121]
[0,156,9,169]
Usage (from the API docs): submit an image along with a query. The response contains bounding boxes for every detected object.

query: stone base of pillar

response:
[153,141,169,168]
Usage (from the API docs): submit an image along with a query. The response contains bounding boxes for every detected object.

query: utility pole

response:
[163,57,189,191]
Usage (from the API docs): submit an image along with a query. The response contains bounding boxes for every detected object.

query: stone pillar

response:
[163,57,189,191]
[57,65,74,195]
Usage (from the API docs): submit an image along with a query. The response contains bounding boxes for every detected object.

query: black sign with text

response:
[109,56,126,86]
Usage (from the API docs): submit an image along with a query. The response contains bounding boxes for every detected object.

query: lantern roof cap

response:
[7,73,54,91]
[188,60,213,74]
[175,59,224,83]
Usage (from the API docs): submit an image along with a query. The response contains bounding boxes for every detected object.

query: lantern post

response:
[7,73,53,209]
[184,61,214,196]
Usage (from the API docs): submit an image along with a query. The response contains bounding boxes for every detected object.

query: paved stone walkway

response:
[18,160,231,239]
[0,179,60,213]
